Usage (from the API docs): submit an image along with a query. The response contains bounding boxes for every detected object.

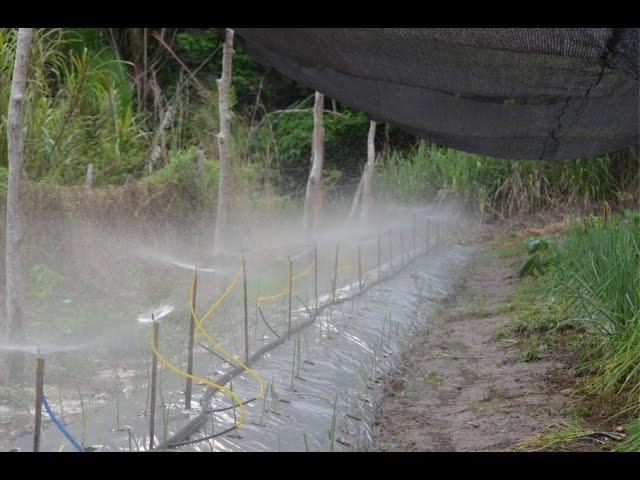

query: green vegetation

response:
[511,211,640,450]
[0,28,638,451]
[376,141,638,218]
[1,28,636,222]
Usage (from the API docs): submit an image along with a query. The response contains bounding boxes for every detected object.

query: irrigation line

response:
[161,240,445,449]
[41,394,85,452]
[167,426,237,448]
[197,342,236,366]
[257,307,281,338]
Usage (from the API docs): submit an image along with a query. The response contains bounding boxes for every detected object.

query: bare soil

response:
[371,230,586,452]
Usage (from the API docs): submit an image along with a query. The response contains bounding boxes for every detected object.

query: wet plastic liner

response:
[163,243,475,451]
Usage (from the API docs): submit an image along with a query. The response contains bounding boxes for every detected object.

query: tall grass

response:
[375,141,637,218]
[518,211,640,448]
[1,28,150,185]
[550,214,639,414]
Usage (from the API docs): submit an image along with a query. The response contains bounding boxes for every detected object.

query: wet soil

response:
[371,235,582,452]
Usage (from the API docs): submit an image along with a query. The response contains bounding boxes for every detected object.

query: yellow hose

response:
[257,261,314,308]
[332,263,353,280]
[189,269,266,399]
[150,333,247,427]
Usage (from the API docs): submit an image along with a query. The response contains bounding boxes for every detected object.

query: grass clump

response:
[511,210,640,449]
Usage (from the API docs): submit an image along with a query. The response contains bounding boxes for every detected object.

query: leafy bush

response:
[517,237,556,277]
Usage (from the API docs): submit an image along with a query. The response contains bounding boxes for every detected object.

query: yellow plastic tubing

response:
[256,260,315,308]
[332,263,353,280]
[188,266,266,402]
[150,335,247,426]
[150,262,266,430]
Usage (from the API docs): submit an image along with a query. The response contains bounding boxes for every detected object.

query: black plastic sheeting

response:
[235,28,639,161]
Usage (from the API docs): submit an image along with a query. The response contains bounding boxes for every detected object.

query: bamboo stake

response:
[149,316,159,450]
[242,255,249,363]
[33,356,45,452]
[288,258,293,340]
[426,219,430,253]
[358,245,363,291]
[185,268,197,410]
[331,242,339,302]
[412,213,416,257]
[314,245,319,314]
[377,232,381,281]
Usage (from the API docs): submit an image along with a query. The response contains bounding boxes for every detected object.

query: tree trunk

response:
[302,92,325,240]
[213,28,234,254]
[359,121,377,223]
[346,172,364,225]
[6,28,33,384]
[346,121,377,226]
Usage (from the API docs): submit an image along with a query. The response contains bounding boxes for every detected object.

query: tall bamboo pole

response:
[242,255,249,362]
[149,317,159,450]
[185,268,198,410]
[314,245,319,314]
[331,242,340,302]
[377,233,381,280]
[33,356,45,452]
[288,258,293,340]
[358,245,363,291]
[412,213,416,257]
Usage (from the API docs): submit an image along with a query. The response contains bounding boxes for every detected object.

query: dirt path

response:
[371,239,575,451]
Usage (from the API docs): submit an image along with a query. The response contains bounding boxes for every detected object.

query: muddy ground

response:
[371,219,607,452]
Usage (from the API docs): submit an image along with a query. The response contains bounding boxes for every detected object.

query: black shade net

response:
[235,28,639,161]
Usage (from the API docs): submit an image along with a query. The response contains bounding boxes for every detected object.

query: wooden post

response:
[314,245,319,314]
[6,28,34,384]
[242,255,249,363]
[357,245,363,291]
[331,242,339,302]
[84,163,94,189]
[149,317,159,450]
[302,92,325,240]
[288,258,293,340]
[436,221,440,246]
[388,230,393,268]
[412,213,416,257]
[377,232,381,280]
[426,218,430,253]
[33,356,45,452]
[185,268,198,410]
[400,231,405,266]
[213,28,235,253]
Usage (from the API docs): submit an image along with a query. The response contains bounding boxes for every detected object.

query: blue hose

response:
[41,393,85,452]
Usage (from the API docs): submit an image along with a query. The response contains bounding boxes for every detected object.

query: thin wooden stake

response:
[358,245,363,291]
[185,268,197,410]
[436,221,440,246]
[242,254,249,363]
[314,244,319,314]
[288,258,293,340]
[377,232,381,280]
[412,213,416,257]
[400,231,405,266]
[425,218,430,253]
[149,317,159,450]
[332,242,339,302]
[388,230,393,268]
[33,356,45,452]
